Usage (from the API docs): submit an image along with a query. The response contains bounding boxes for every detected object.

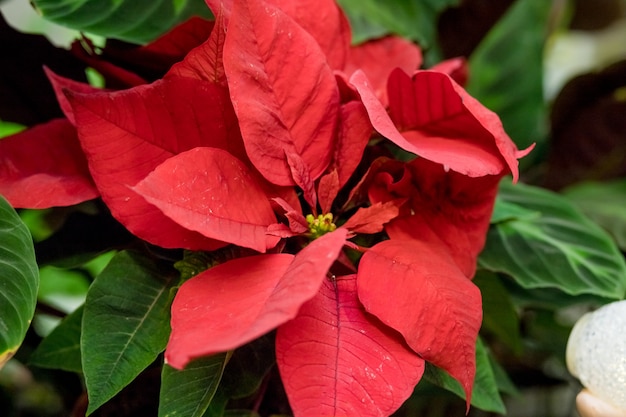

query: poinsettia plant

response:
[2,0,626,416]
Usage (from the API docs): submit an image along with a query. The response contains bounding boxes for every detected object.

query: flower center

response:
[306,213,337,238]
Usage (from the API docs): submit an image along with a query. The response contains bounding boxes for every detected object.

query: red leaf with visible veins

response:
[387,69,521,180]
[223,0,339,186]
[0,119,98,208]
[205,0,351,70]
[134,147,278,252]
[342,200,405,235]
[45,68,102,125]
[269,0,351,69]
[67,76,241,250]
[350,70,418,153]
[276,274,424,417]
[166,228,347,369]
[366,158,500,277]
[357,239,482,407]
[345,36,422,106]
[166,11,227,85]
[318,101,372,212]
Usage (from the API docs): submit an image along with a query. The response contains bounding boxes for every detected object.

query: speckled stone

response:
[566,300,626,411]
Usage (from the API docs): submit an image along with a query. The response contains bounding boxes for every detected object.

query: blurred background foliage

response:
[1,0,625,415]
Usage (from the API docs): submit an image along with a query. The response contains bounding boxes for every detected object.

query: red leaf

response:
[45,67,102,125]
[269,0,351,69]
[272,197,308,234]
[357,239,482,406]
[205,0,351,70]
[223,0,339,186]
[317,169,340,214]
[430,57,468,87]
[386,69,520,180]
[166,11,227,85]
[341,200,405,235]
[165,228,347,369]
[368,157,500,278]
[67,76,241,250]
[134,147,278,252]
[318,101,373,212]
[345,36,422,106]
[0,119,98,208]
[139,17,214,59]
[350,70,419,152]
[276,275,424,417]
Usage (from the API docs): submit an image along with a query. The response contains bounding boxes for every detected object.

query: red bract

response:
[367,158,501,278]
[0,119,98,208]
[276,274,425,417]
[133,147,279,252]
[357,239,482,408]
[166,228,348,368]
[66,77,240,250]
[223,0,339,195]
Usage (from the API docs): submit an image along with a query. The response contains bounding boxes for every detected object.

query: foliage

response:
[1,0,625,416]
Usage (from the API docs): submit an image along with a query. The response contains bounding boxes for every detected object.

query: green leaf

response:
[475,271,522,355]
[337,0,459,46]
[29,305,83,373]
[159,353,229,417]
[203,335,275,417]
[467,0,551,160]
[0,195,39,369]
[81,250,177,414]
[480,181,626,299]
[31,0,211,44]
[425,337,505,413]
[0,120,25,138]
[563,180,626,251]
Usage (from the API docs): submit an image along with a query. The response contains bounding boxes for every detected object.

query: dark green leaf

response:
[0,195,39,369]
[424,337,505,413]
[223,411,260,417]
[159,353,229,417]
[81,250,177,414]
[563,179,626,251]
[488,353,519,397]
[203,335,275,417]
[31,0,211,44]
[480,181,626,299]
[219,334,275,400]
[337,0,459,46]
[475,271,522,355]
[29,305,83,373]
[467,0,551,160]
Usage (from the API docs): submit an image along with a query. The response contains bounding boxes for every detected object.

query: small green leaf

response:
[159,353,229,417]
[425,337,505,413]
[0,195,39,368]
[480,181,626,299]
[467,0,551,160]
[29,305,83,373]
[563,180,626,251]
[31,0,211,44]
[0,120,25,138]
[81,251,177,414]
[337,0,459,46]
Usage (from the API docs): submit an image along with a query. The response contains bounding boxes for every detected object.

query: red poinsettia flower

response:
[0,0,532,415]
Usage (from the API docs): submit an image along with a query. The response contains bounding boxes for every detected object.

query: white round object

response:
[566,300,626,411]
